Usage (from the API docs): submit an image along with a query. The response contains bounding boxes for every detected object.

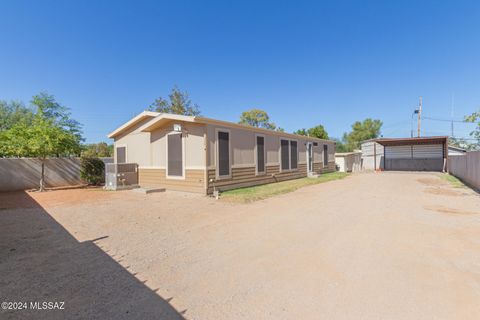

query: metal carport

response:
[373,136,448,172]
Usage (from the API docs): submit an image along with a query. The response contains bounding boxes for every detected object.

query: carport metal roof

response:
[368,136,448,146]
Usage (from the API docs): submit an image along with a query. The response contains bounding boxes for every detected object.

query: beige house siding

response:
[114,118,153,166]
[205,123,336,194]
[313,161,336,173]
[149,121,206,169]
[115,120,207,193]
[207,163,310,193]
[139,168,205,193]
[265,135,279,164]
[206,125,257,168]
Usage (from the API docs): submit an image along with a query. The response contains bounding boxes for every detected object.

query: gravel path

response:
[1,172,480,319]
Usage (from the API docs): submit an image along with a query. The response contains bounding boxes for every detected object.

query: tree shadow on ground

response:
[0,191,186,320]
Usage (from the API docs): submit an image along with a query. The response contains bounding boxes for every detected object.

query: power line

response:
[423,116,471,123]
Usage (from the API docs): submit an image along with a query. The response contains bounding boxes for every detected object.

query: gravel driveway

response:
[1,172,480,319]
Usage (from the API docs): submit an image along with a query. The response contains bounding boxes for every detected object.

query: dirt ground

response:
[1,172,480,319]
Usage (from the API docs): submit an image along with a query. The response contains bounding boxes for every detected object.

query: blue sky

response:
[0,0,479,143]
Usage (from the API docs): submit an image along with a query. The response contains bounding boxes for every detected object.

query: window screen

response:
[256,136,265,173]
[323,144,328,165]
[281,139,289,170]
[116,147,126,164]
[290,141,297,169]
[218,131,230,176]
[168,133,183,176]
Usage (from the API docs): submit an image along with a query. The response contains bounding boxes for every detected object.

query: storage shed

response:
[361,136,448,172]
[335,152,362,172]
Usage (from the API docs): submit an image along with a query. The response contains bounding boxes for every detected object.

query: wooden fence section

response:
[0,157,113,192]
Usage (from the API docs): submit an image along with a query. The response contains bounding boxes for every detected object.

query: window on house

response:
[290,141,298,169]
[281,139,290,170]
[256,136,265,174]
[116,146,126,164]
[167,133,183,177]
[218,131,230,176]
[323,144,328,167]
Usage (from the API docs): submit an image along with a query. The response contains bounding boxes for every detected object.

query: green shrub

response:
[80,157,105,185]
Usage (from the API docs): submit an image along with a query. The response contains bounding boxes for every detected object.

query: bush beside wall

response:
[80,157,105,185]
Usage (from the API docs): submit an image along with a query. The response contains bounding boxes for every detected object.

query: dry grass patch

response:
[221,172,349,203]
[439,173,467,188]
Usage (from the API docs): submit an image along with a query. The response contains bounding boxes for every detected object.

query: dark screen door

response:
[218,131,230,176]
[168,133,183,176]
[323,144,328,166]
[256,136,265,173]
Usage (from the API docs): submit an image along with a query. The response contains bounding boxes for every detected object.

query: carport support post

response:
[374,142,377,171]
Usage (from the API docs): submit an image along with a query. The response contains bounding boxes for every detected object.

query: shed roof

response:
[367,136,448,146]
[335,151,361,157]
[448,145,466,152]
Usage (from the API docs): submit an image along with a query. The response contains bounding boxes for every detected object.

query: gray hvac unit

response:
[105,163,139,190]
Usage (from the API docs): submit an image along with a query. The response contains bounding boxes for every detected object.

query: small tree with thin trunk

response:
[0,93,82,191]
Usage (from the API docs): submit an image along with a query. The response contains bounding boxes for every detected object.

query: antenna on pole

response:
[417,96,422,137]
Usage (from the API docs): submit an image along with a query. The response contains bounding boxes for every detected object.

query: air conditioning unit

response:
[105,163,139,190]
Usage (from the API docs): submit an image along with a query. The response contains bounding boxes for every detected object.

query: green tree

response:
[0,100,34,131]
[149,86,201,116]
[333,138,348,152]
[449,137,477,151]
[293,128,308,136]
[239,109,277,130]
[465,110,480,148]
[307,125,329,139]
[294,125,328,139]
[31,92,83,141]
[343,118,382,151]
[0,93,83,191]
[82,142,113,157]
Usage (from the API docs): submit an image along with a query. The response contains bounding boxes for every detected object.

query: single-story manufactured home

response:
[361,136,448,171]
[108,111,336,194]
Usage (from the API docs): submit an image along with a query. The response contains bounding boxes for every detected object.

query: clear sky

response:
[1,0,479,143]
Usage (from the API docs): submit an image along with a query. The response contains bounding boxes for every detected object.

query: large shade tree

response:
[0,93,83,191]
[0,100,34,131]
[81,142,113,157]
[294,125,329,139]
[342,118,382,151]
[239,109,278,130]
[149,86,201,116]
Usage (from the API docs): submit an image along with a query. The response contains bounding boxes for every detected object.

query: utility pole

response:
[417,96,422,137]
